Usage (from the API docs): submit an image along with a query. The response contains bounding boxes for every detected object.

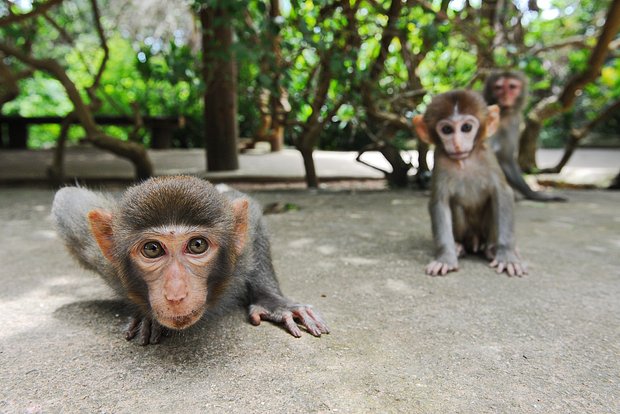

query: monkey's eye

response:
[441,125,454,134]
[188,237,209,254]
[143,241,164,258]
[461,123,473,133]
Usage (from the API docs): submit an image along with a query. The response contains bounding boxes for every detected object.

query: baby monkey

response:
[52,176,329,345]
[413,90,526,277]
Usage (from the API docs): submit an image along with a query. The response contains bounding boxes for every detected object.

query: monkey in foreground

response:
[52,176,329,345]
[413,90,526,277]
[483,70,566,202]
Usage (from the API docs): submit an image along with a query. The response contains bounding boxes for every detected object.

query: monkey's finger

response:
[282,314,302,338]
[513,263,526,277]
[305,307,330,334]
[125,317,141,341]
[138,320,151,346]
[506,263,516,277]
[293,308,325,337]
[426,261,442,276]
[249,305,267,326]
[249,313,262,326]
[150,322,163,344]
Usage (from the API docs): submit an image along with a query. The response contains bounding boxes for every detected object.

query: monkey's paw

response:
[425,256,459,276]
[125,315,165,345]
[249,304,330,338]
[489,250,527,277]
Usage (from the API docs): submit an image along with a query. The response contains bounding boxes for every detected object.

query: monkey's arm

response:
[243,224,329,338]
[426,197,459,276]
[497,156,567,202]
[490,185,527,277]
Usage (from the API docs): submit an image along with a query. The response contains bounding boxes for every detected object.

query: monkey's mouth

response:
[447,151,470,160]
[156,308,205,330]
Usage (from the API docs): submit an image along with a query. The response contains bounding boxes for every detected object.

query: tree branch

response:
[540,99,620,173]
[0,0,64,27]
[531,35,590,55]
[0,40,152,178]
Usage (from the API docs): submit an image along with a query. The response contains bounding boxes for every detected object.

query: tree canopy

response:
[1,0,619,185]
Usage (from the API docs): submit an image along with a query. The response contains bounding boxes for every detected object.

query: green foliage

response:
[1,0,618,150]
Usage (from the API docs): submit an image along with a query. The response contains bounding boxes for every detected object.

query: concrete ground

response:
[0,147,619,413]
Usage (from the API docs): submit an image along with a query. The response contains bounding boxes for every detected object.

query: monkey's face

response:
[128,224,220,330]
[493,76,523,109]
[434,112,480,160]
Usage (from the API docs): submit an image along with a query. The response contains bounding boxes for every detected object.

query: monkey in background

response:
[483,70,566,202]
[413,90,526,277]
[52,176,329,345]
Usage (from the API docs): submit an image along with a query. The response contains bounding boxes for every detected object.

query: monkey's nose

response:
[164,278,188,302]
[453,134,462,152]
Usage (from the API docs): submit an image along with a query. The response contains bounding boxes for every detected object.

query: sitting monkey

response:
[483,70,566,202]
[52,176,329,345]
[413,90,527,277]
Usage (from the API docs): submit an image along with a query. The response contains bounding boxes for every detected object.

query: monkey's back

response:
[52,187,125,295]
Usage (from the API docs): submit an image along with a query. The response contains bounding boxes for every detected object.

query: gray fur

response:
[52,187,124,294]
[51,176,328,343]
[483,70,566,202]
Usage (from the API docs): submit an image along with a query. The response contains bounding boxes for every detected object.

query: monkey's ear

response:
[413,115,432,144]
[87,209,115,262]
[486,105,500,137]
[231,199,249,256]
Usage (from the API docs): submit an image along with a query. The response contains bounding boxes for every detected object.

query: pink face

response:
[435,110,480,160]
[130,224,218,330]
[493,76,522,108]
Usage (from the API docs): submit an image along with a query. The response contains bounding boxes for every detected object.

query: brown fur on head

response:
[413,90,499,155]
[483,70,528,114]
[87,176,249,329]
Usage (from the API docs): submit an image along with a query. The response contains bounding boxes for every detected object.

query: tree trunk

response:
[201,5,239,172]
[300,147,318,188]
[609,169,620,190]
[266,0,287,152]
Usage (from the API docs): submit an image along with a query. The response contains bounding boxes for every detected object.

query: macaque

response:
[483,70,566,202]
[52,176,329,345]
[413,90,526,277]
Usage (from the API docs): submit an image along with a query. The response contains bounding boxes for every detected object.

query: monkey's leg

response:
[499,158,567,202]
[246,231,329,338]
[489,186,527,277]
[426,199,459,276]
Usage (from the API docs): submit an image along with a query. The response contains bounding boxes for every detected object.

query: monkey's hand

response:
[249,302,330,338]
[425,253,459,276]
[125,314,165,345]
[489,248,527,277]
